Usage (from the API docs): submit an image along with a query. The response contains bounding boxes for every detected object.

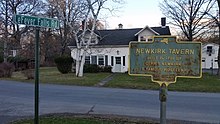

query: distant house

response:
[202,43,219,69]
[68,18,171,73]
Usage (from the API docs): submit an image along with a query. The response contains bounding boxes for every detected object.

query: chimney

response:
[161,17,166,28]
[118,23,123,29]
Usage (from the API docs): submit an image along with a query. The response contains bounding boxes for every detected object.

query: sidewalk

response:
[95,73,115,87]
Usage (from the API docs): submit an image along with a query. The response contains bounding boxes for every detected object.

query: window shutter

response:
[123,56,125,66]
[111,56,114,66]
[105,55,108,66]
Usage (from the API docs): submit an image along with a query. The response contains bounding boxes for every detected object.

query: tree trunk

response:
[75,60,80,77]
[217,0,220,76]
[218,23,220,76]
[3,39,7,62]
[78,52,86,77]
[75,49,80,77]
[4,0,8,62]
[75,49,86,77]
[218,32,220,76]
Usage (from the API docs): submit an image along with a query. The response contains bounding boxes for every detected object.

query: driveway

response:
[0,80,220,123]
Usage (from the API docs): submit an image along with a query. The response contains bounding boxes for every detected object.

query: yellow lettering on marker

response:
[190,49,194,54]
[136,48,144,54]
[169,49,194,55]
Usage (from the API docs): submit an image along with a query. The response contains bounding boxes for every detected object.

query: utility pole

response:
[4,0,8,62]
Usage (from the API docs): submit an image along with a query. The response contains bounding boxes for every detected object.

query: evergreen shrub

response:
[102,65,112,72]
[54,56,73,74]
[0,62,15,78]
[83,64,99,73]
[84,64,112,73]
[0,55,3,63]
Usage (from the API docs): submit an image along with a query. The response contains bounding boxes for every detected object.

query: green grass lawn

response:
[169,73,220,92]
[12,117,114,124]
[2,67,220,92]
[12,116,156,124]
[4,67,111,86]
[105,73,159,90]
[106,73,220,93]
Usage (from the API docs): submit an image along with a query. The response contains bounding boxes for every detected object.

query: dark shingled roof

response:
[69,26,171,46]
[151,26,171,35]
[96,28,141,45]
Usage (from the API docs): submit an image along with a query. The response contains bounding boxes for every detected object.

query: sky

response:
[106,0,164,29]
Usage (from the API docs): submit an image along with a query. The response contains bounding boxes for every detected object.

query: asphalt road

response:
[0,80,220,124]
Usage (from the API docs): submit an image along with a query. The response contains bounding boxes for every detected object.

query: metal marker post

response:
[34,28,40,124]
[159,83,167,124]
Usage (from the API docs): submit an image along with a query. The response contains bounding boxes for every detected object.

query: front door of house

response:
[115,57,121,72]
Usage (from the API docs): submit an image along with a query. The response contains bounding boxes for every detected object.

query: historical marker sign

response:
[13,14,60,29]
[129,36,202,85]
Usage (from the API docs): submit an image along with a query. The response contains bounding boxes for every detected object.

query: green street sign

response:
[129,36,202,85]
[13,14,60,29]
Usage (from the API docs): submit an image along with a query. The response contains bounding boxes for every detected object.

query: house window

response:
[85,56,90,64]
[91,56,97,64]
[115,57,121,64]
[207,46,212,52]
[91,39,96,44]
[207,46,213,56]
[111,56,114,66]
[84,40,88,44]
[148,38,153,42]
[140,36,146,41]
[98,56,104,65]
[105,55,108,66]
[82,37,97,45]
[123,56,125,66]
[82,37,89,44]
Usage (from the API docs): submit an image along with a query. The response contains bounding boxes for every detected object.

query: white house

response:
[202,43,219,69]
[68,18,171,73]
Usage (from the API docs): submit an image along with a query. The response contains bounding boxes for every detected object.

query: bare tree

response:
[40,5,60,65]
[0,0,44,61]
[48,0,124,77]
[74,0,124,77]
[160,0,215,41]
[47,0,85,56]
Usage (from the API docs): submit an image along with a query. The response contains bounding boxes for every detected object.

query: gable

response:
[138,28,158,36]
[135,26,159,36]
[202,43,219,53]
[135,27,159,42]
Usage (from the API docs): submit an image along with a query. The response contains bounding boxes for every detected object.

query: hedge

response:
[83,64,112,73]
[54,56,73,74]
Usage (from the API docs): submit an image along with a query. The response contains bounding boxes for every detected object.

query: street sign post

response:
[129,36,202,124]
[13,14,59,124]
